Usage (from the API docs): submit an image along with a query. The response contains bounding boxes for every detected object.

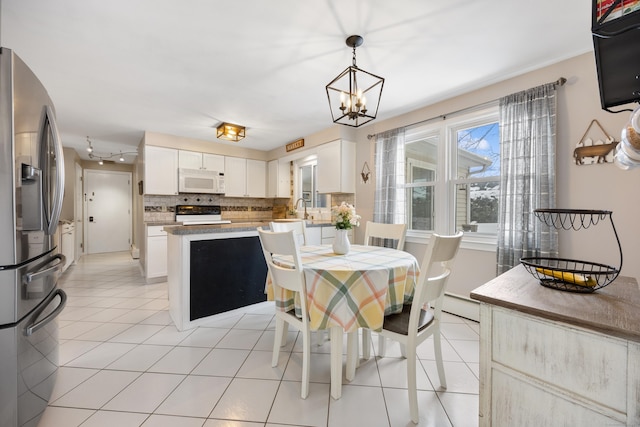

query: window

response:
[404,106,500,237]
[297,159,329,208]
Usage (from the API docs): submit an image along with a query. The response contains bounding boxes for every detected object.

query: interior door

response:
[74,163,83,260]
[85,170,132,254]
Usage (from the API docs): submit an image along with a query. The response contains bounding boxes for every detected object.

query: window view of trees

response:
[401,107,500,236]
[456,122,500,230]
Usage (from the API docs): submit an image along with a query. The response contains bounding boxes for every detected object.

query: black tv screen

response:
[592,10,640,110]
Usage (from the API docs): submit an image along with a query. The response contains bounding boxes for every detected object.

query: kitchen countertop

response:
[145,221,181,226]
[470,264,640,342]
[163,219,334,235]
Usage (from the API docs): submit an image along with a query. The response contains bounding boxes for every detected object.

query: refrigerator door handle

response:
[42,105,65,236]
[24,288,67,336]
[23,253,65,284]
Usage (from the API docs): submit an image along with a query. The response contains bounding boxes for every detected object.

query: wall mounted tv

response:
[592,2,640,110]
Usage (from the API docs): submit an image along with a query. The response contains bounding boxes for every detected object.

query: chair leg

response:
[301,327,311,399]
[362,329,371,359]
[406,342,419,424]
[281,322,289,347]
[433,329,447,389]
[272,318,285,367]
[378,335,386,357]
[400,343,407,358]
[346,331,358,381]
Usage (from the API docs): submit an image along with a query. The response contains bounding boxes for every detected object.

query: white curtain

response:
[497,83,558,274]
[373,129,406,246]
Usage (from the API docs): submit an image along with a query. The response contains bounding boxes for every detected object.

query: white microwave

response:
[178,168,225,194]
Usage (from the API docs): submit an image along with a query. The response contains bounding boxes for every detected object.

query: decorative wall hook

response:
[361,161,371,183]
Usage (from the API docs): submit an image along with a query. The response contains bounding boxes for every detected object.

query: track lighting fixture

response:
[85,136,137,164]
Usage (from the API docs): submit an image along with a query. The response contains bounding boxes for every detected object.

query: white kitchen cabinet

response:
[224,157,266,197]
[267,159,290,198]
[320,226,352,244]
[144,146,178,195]
[306,226,321,245]
[178,150,225,173]
[146,225,168,281]
[317,139,356,193]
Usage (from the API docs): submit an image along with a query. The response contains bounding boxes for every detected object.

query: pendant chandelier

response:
[326,35,384,127]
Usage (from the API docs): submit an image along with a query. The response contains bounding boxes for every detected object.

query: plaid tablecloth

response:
[268,244,419,333]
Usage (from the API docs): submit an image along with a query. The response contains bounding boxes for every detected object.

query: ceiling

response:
[1,1,593,163]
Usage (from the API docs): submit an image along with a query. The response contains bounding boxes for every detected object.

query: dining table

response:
[268,244,420,399]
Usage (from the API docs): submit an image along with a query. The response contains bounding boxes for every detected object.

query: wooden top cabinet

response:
[178,150,225,173]
[144,146,178,195]
[224,157,266,197]
[317,139,355,194]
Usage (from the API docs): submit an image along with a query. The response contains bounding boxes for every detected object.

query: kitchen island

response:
[164,220,334,330]
[470,265,640,427]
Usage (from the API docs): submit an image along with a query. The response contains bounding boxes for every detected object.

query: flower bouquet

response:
[331,202,361,230]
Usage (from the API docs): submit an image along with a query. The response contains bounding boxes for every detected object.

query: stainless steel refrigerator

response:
[0,47,67,427]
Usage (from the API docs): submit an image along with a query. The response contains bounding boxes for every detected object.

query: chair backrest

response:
[270,220,307,246]
[363,221,407,250]
[412,231,463,319]
[258,227,309,318]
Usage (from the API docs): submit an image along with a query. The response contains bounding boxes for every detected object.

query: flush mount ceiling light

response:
[326,35,385,127]
[85,136,137,165]
[216,122,246,142]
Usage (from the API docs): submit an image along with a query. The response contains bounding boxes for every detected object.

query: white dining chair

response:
[377,231,463,423]
[363,221,407,251]
[258,228,312,399]
[270,220,307,246]
[269,220,329,346]
[361,221,408,359]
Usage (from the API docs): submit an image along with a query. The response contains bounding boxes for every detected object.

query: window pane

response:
[456,122,500,178]
[455,181,499,234]
[406,157,436,232]
[407,185,434,231]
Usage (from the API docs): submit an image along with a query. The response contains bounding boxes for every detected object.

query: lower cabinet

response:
[306,225,353,245]
[146,226,168,281]
[306,227,321,245]
[479,304,640,426]
[189,236,267,321]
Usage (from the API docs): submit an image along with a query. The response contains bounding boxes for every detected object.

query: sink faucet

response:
[295,198,309,220]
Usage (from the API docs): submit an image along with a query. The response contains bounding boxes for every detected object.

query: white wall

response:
[351,52,639,299]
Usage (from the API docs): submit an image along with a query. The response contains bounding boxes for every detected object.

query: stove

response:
[175,205,231,225]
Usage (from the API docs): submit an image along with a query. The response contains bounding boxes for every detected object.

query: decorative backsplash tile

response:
[143,193,355,223]
[143,194,289,222]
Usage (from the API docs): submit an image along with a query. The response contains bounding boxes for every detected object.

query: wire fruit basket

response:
[520,209,622,293]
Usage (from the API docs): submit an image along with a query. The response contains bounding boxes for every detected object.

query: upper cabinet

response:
[267,159,290,198]
[144,146,178,195]
[178,150,225,173]
[224,157,266,197]
[317,139,356,193]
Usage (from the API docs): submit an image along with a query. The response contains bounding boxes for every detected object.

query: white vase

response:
[332,229,350,255]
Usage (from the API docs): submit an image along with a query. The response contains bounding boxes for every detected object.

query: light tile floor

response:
[40,251,479,427]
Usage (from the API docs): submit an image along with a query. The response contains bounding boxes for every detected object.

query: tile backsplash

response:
[143,193,355,223]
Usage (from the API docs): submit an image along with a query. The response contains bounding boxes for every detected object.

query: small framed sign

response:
[286,138,304,152]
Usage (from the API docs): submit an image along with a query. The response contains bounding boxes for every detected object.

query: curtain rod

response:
[367,77,567,140]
